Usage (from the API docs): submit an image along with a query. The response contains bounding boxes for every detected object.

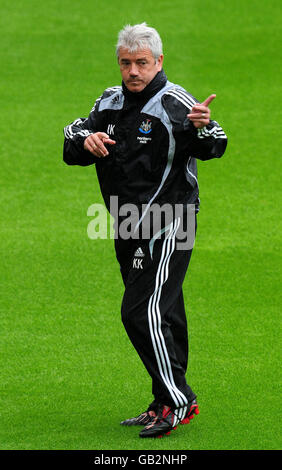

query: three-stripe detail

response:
[197,124,227,140]
[165,87,197,111]
[147,217,188,426]
[64,118,92,140]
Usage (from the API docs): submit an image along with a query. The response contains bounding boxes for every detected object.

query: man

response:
[63,23,227,438]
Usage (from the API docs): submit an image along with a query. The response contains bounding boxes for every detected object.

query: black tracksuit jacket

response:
[63,70,227,218]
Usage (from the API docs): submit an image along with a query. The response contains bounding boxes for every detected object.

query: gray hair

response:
[116,22,163,61]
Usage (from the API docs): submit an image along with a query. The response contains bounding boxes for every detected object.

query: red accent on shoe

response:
[162,406,171,419]
[180,402,199,425]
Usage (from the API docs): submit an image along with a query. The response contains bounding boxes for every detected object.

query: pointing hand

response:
[84,132,116,157]
[187,94,216,129]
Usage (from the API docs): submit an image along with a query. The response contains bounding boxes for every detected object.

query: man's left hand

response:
[187,94,216,129]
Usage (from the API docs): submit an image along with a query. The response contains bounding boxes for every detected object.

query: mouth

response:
[128,79,142,84]
[126,80,145,92]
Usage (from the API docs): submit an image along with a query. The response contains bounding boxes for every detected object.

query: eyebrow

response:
[120,57,148,62]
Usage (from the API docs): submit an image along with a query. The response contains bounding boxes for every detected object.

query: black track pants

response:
[115,218,196,410]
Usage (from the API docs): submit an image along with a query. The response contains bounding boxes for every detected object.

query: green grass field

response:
[0,0,281,451]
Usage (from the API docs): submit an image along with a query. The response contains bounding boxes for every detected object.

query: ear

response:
[157,54,164,71]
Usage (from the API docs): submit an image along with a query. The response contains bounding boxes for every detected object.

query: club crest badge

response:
[139,119,152,134]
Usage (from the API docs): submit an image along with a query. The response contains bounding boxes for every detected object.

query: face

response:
[118,47,164,93]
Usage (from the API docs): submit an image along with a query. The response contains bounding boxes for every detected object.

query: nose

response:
[129,62,139,76]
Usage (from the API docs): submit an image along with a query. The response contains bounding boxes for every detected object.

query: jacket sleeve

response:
[183,118,228,161]
[63,95,102,166]
[162,87,227,161]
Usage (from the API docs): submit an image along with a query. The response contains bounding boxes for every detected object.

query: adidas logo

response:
[111,95,120,104]
[134,247,145,258]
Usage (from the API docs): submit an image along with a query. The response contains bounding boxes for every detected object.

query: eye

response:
[137,60,147,67]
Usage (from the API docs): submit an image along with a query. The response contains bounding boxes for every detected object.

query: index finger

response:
[103,138,116,145]
[202,94,216,107]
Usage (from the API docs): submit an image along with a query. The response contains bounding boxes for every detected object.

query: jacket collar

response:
[122,69,167,102]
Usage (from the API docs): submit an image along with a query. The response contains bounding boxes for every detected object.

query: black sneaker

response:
[139,400,199,438]
[139,405,183,438]
[120,410,156,426]
[180,399,199,424]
